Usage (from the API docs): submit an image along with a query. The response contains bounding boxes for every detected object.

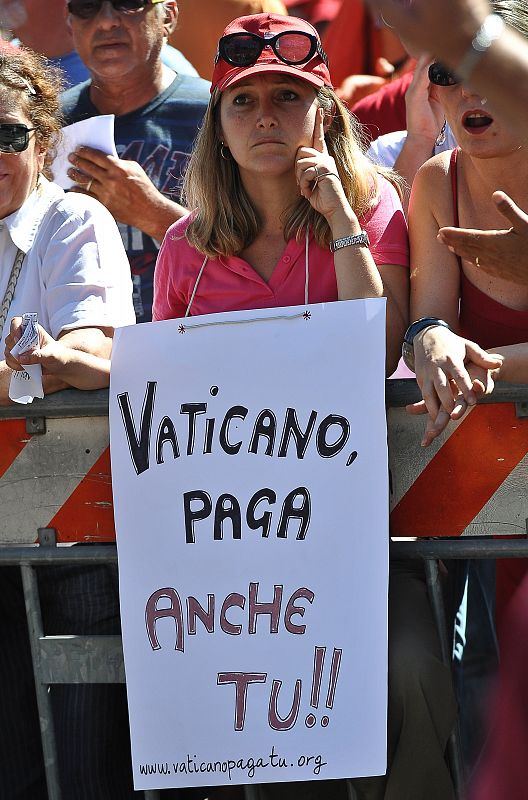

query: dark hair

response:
[0,45,64,175]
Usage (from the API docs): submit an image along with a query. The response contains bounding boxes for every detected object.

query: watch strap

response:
[401,317,451,372]
[330,230,370,252]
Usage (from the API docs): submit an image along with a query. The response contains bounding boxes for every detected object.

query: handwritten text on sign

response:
[110,301,389,790]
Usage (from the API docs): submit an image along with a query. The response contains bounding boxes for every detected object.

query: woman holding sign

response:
[153,12,409,376]
[152,13,456,800]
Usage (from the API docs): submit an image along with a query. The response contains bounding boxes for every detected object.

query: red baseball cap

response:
[211,13,333,93]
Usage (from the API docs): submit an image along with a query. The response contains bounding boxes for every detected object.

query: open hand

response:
[438,191,528,285]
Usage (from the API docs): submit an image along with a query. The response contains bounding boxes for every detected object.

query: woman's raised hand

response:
[295,108,350,221]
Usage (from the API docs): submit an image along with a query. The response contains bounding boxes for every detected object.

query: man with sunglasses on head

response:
[61,0,210,324]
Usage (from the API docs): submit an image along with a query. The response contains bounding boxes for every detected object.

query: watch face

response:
[401,340,415,371]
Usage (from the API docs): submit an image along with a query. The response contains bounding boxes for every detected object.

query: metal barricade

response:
[1,382,528,799]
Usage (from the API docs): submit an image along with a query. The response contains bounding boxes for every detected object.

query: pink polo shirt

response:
[153,176,408,321]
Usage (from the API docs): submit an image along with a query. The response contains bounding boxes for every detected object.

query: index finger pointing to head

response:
[312,107,327,153]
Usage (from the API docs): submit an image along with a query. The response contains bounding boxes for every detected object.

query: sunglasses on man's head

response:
[216,31,329,68]
[428,62,459,87]
[0,124,37,154]
[67,0,164,19]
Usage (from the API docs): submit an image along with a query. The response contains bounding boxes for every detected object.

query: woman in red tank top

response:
[408,2,528,448]
[407,0,528,654]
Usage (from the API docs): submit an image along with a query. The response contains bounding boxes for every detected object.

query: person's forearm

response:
[491,344,528,384]
[394,135,436,214]
[445,25,528,134]
[133,193,189,242]
[53,350,111,390]
[330,210,384,301]
[0,361,68,405]
[58,327,113,359]
[368,2,528,132]
[0,361,14,405]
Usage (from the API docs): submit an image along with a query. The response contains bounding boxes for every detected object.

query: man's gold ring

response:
[86,179,93,193]
[475,256,480,267]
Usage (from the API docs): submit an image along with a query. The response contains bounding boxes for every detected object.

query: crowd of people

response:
[0,0,527,797]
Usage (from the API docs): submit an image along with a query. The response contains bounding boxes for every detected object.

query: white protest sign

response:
[110,300,389,791]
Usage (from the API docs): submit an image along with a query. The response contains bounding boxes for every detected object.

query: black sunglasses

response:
[428,62,459,87]
[216,31,329,68]
[0,124,38,154]
[67,0,164,19]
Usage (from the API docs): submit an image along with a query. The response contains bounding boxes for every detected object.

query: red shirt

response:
[153,177,408,321]
[283,0,342,24]
[351,71,414,142]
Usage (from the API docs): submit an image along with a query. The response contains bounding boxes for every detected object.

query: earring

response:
[378,11,394,28]
[220,142,230,160]
[435,120,447,147]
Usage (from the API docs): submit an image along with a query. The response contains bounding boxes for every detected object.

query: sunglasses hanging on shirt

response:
[0,124,38,154]
[67,0,164,19]
[216,31,329,68]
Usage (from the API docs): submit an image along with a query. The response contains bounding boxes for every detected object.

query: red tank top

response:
[450,147,528,631]
[450,147,528,348]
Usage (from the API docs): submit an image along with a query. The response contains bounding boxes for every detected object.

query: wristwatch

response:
[401,317,451,372]
[330,231,370,252]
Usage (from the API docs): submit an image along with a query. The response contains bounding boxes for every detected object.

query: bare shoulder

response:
[410,151,455,227]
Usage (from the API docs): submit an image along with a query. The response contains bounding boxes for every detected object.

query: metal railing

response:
[2,380,528,799]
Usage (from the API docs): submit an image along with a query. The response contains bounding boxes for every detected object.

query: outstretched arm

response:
[366,0,528,135]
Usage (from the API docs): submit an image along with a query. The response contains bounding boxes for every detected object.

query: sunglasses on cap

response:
[216,30,329,68]
[0,124,37,154]
[428,62,459,87]
[67,0,164,19]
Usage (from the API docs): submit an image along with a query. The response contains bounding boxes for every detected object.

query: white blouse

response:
[0,176,135,351]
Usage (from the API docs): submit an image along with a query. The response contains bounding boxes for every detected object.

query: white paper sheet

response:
[9,312,44,404]
[51,115,118,190]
